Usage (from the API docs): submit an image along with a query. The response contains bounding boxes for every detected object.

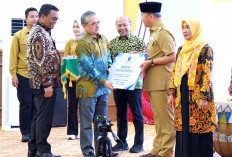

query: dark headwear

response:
[139,2,162,13]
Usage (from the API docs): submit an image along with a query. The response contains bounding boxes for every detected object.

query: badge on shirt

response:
[150,26,163,41]
[150,36,155,41]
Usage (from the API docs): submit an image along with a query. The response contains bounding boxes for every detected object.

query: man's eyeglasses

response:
[51,17,58,22]
[88,21,100,26]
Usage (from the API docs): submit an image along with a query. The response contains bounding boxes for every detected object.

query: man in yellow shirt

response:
[9,7,38,142]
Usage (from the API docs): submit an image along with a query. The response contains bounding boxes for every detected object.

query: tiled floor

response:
[0,122,156,157]
[0,122,221,157]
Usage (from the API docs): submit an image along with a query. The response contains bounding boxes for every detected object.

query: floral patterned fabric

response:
[169,44,216,133]
[174,42,206,90]
[27,22,61,89]
[75,32,112,98]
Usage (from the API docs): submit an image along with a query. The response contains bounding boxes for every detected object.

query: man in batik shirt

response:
[75,11,113,157]
[109,16,146,154]
[27,4,61,157]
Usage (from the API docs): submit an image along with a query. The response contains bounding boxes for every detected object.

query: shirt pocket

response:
[19,41,27,54]
[152,40,160,52]
[147,40,160,58]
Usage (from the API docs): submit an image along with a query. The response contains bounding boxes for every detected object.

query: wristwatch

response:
[151,59,154,66]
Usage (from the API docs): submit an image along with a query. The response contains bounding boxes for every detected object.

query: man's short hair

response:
[25,7,38,18]
[39,4,59,18]
[151,12,161,18]
[81,11,96,25]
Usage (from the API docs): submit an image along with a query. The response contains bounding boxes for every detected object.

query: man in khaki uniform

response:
[139,2,176,157]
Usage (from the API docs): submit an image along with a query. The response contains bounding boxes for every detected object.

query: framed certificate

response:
[108,53,147,90]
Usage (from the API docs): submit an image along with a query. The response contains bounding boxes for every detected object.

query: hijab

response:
[72,20,84,41]
[174,18,206,89]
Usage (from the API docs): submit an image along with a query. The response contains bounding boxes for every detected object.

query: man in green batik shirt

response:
[109,16,146,154]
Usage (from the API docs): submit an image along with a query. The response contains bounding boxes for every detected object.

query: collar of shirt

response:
[118,32,132,40]
[150,20,165,33]
[23,26,30,34]
[36,21,57,48]
[37,21,51,34]
[84,32,102,41]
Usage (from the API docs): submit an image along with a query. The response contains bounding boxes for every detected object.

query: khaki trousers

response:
[148,90,176,157]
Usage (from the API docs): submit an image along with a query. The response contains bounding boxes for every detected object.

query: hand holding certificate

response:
[108,53,147,90]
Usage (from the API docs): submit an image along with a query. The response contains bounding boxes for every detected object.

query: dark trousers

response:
[113,89,144,146]
[28,88,56,154]
[67,79,79,136]
[175,74,213,157]
[17,74,34,136]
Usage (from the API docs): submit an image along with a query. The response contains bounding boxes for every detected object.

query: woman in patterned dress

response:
[168,18,216,157]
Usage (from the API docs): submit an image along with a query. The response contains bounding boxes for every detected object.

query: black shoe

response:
[129,144,144,153]
[139,153,157,157]
[84,152,96,157]
[112,142,129,152]
[27,151,36,157]
[22,134,31,142]
[36,152,61,157]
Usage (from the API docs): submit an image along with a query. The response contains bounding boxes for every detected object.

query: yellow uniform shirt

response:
[144,21,176,91]
[9,27,30,79]
[64,39,78,57]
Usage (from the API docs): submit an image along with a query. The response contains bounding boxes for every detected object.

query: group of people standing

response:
[9,1,218,157]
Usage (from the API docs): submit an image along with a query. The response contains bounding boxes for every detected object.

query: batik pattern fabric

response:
[174,42,206,89]
[169,44,216,133]
[75,32,112,98]
[109,34,146,89]
[27,23,61,89]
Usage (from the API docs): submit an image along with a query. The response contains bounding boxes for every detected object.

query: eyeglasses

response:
[88,21,100,26]
[51,17,58,21]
